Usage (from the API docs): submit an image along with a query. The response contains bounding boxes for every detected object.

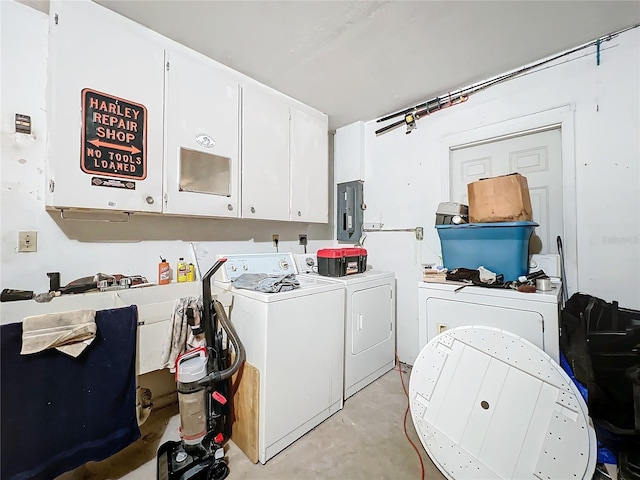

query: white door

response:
[164,50,240,217]
[350,285,394,355]
[241,84,290,221]
[346,282,395,398]
[290,107,329,223]
[46,0,164,213]
[450,128,562,254]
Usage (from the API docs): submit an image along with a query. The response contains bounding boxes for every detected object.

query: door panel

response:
[450,128,562,254]
[351,285,393,355]
[529,186,550,253]
[242,85,290,221]
[290,108,329,223]
[47,1,164,212]
[164,51,240,217]
[426,298,544,351]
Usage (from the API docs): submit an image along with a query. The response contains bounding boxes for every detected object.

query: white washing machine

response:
[213,253,345,464]
[294,254,396,399]
[418,281,562,364]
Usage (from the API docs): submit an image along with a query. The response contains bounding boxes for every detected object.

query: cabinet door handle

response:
[357,313,363,331]
[145,196,154,205]
[250,206,255,214]
[297,211,302,217]
[227,204,233,211]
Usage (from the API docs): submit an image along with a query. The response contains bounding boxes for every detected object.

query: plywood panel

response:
[230,361,259,463]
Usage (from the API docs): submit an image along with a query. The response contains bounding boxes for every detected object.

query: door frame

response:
[438,104,578,296]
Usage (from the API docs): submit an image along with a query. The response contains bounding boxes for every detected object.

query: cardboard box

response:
[467,173,533,223]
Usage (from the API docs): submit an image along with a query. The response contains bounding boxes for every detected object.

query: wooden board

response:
[230,360,259,463]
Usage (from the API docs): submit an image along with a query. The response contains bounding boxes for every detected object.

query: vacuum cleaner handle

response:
[202,258,227,349]
[197,257,246,387]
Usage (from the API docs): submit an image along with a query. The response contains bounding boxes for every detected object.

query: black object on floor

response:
[0,306,140,480]
[560,293,640,469]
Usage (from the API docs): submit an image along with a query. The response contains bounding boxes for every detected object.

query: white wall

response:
[336,28,640,364]
[0,1,334,296]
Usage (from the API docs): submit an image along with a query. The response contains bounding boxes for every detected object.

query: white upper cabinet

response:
[290,107,329,223]
[164,50,240,217]
[242,85,290,221]
[46,0,165,213]
[242,84,329,223]
[45,1,329,222]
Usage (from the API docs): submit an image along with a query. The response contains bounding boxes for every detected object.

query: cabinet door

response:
[289,108,329,223]
[242,85,290,221]
[46,1,164,213]
[164,51,240,217]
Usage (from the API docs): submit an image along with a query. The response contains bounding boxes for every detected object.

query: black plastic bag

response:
[560,293,640,456]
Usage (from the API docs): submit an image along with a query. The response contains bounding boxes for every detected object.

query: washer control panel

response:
[218,253,297,282]
[293,254,317,274]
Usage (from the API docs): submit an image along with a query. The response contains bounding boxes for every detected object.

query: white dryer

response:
[295,254,396,399]
[418,281,562,364]
[213,253,345,464]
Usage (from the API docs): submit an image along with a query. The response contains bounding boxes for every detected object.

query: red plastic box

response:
[317,248,367,277]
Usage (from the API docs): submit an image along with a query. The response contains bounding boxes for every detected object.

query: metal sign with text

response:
[81,88,147,181]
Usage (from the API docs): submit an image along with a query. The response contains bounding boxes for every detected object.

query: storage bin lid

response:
[317,248,367,258]
[317,248,344,259]
[435,221,538,230]
[342,247,367,256]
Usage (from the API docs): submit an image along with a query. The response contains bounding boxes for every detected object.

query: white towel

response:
[21,310,97,358]
[160,296,206,373]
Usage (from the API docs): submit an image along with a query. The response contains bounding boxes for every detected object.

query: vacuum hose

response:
[196,257,246,387]
[213,300,245,382]
[195,300,245,387]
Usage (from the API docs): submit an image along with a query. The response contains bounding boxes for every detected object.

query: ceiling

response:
[23,1,640,130]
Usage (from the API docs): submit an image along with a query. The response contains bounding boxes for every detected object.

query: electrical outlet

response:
[18,230,37,252]
[272,234,279,246]
[298,234,308,245]
[415,226,424,240]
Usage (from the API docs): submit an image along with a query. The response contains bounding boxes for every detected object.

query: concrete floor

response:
[57,365,446,480]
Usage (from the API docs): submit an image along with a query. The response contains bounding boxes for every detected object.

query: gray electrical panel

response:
[337,180,364,242]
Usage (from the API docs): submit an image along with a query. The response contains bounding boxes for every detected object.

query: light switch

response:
[18,231,37,252]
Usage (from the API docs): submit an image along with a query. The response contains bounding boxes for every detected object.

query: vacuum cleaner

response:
[157,258,245,480]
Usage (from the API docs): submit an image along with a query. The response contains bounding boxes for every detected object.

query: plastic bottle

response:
[177,258,188,283]
[187,263,196,282]
[159,257,170,285]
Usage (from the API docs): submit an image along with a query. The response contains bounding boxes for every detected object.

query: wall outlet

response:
[18,230,37,252]
[272,234,279,247]
[298,234,308,245]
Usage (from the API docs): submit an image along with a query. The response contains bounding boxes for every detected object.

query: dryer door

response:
[410,326,596,480]
[350,284,393,354]
[425,297,544,351]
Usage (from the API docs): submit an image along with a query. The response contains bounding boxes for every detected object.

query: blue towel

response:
[1,306,141,480]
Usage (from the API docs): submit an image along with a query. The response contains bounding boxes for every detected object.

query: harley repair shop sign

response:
[81,88,147,180]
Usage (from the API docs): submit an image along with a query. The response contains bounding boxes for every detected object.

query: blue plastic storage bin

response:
[435,221,538,281]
